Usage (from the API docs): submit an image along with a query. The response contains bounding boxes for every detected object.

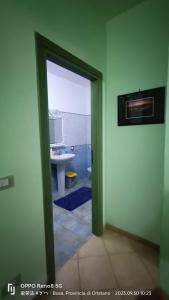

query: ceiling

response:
[26,0,147,24]
[86,0,146,21]
[45,1,147,86]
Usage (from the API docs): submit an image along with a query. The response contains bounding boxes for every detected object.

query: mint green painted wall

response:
[106,0,169,244]
[0,1,106,297]
[160,49,169,295]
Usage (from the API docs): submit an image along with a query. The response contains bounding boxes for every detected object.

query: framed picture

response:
[118,87,165,126]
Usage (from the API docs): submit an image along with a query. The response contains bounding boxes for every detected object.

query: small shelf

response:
[50,143,66,148]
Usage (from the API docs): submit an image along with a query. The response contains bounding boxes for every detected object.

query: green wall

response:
[1,0,169,296]
[0,1,106,298]
[160,48,169,295]
[106,0,169,244]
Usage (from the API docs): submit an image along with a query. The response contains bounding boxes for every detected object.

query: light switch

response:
[0,176,14,191]
[0,178,9,188]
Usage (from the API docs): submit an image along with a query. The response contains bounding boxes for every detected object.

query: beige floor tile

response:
[82,292,122,300]
[110,253,153,289]
[129,239,159,284]
[141,255,159,284]
[118,297,136,300]
[117,295,137,300]
[79,256,117,291]
[78,235,107,258]
[102,231,134,254]
[130,239,159,264]
[55,259,80,291]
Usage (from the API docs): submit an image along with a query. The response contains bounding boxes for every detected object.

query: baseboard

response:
[105,223,160,251]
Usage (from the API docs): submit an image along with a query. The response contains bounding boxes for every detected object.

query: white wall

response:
[47,62,91,146]
[47,68,91,115]
[62,112,91,146]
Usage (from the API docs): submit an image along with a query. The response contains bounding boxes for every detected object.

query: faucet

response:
[50,149,60,156]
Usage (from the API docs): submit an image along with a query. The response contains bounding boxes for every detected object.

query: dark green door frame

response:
[35,33,103,284]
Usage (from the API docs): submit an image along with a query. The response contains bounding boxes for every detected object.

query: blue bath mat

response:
[54,187,92,211]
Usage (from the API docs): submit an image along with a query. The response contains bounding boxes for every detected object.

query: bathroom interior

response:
[47,60,92,270]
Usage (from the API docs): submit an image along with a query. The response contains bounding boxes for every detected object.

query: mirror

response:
[49,117,63,145]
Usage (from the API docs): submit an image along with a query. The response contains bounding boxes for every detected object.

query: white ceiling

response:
[47,60,90,88]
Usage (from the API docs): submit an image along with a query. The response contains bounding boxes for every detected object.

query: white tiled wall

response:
[49,110,91,146]
[62,112,91,146]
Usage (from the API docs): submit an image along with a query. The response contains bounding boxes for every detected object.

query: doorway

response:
[47,60,92,270]
[35,33,103,284]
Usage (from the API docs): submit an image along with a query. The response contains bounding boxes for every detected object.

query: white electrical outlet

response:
[0,176,14,191]
[0,178,9,188]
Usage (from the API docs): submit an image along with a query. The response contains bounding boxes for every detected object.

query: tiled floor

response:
[39,230,159,299]
[52,178,92,269]
[50,178,159,299]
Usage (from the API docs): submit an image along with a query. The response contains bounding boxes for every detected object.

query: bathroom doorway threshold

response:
[35,33,103,284]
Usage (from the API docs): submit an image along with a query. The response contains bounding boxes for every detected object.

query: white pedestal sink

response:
[51,153,75,196]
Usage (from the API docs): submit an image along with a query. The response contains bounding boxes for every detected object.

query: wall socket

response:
[0,175,14,191]
[1,273,21,298]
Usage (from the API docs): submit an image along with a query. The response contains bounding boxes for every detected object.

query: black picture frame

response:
[118,87,165,126]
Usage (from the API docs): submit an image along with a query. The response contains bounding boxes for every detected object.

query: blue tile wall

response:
[64,144,91,178]
[51,144,91,192]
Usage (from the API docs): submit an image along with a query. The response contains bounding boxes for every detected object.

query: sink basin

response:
[50,153,75,196]
[51,153,75,165]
